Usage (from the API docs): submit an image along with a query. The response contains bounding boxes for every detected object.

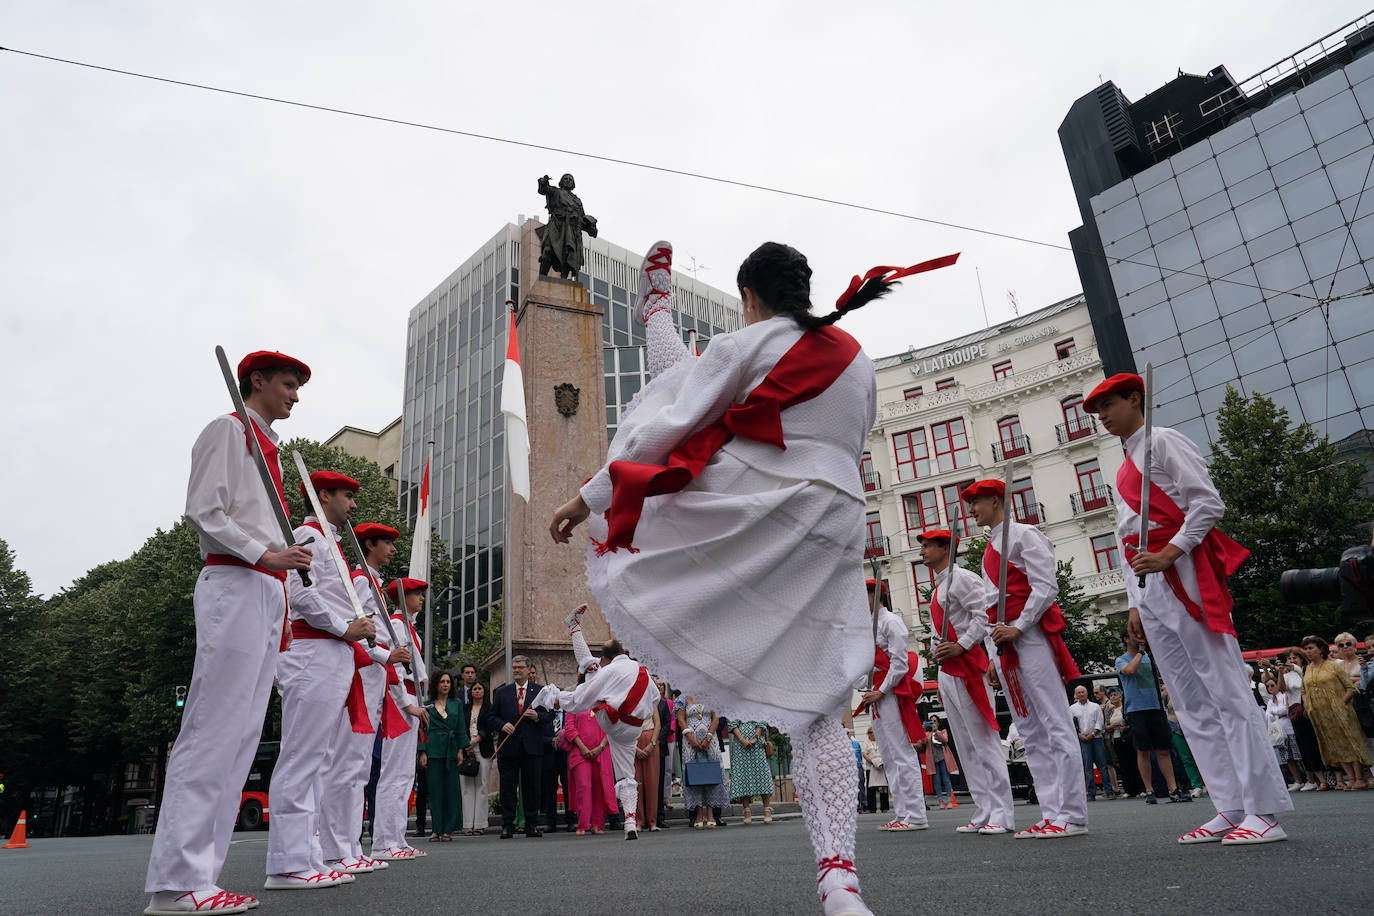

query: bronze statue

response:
[536,173,598,279]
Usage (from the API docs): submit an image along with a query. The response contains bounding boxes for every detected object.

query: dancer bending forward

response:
[552,241,950,915]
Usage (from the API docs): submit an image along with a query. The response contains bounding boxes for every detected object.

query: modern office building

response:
[401,223,742,645]
[1060,11,1374,474]
[863,293,1130,642]
[325,418,402,494]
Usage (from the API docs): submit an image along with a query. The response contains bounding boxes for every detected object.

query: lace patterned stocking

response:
[646,308,690,377]
[793,716,861,902]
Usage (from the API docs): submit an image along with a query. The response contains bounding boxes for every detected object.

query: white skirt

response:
[584,448,872,738]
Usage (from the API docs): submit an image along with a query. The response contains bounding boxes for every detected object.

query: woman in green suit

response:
[421,671,470,840]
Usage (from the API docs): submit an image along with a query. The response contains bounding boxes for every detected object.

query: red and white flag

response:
[502,310,531,502]
[408,443,433,582]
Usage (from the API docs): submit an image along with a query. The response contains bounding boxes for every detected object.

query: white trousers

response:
[265,637,353,874]
[460,755,493,830]
[870,693,927,823]
[938,669,1014,828]
[993,627,1086,827]
[372,699,420,850]
[1138,581,1292,816]
[319,662,385,861]
[145,567,285,893]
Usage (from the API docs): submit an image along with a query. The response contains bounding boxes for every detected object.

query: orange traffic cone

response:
[3,810,30,849]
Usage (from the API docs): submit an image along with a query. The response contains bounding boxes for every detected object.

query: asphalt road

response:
[2,791,1368,916]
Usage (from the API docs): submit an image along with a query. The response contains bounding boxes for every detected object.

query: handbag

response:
[684,759,723,787]
[764,740,776,758]
[458,755,481,777]
[1288,702,1306,722]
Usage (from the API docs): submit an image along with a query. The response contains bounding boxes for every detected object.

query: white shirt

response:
[983,520,1059,631]
[1070,700,1104,737]
[388,612,426,712]
[932,564,997,651]
[184,407,285,564]
[285,516,357,638]
[875,607,910,696]
[1116,425,1225,609]
[556,653,661,721]
[1283,670,1303,707]
[355,565,398,666]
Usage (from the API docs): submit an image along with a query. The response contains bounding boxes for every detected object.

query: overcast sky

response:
[4,1,1368,596]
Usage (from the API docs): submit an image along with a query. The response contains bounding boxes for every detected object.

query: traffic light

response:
[175,685,188,709]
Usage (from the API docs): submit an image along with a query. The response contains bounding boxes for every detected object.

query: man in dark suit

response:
[654,682,672,829]
[480,655,552,838]
[459,663,478,705]
[541,708,575,832]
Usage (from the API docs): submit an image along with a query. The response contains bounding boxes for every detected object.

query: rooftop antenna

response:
[685,255,708,279]
[1007,289,1020,316]
[976,266,991,327]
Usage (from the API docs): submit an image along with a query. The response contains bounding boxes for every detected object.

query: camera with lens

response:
[1279,544,1374,618]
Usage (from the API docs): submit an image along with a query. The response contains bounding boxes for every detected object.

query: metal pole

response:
[503,300,516,686]
[424,440,435,679]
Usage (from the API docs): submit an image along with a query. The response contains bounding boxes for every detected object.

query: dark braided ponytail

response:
[737,241,902,331]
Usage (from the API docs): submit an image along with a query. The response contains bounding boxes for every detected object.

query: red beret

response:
[300,470,360,502]
[355,523,400,542]
[916,529,953,544]
[385,577,429,599]
[864,578,890,597]
[961,480,1005,502]
[1083,372,1144,412]
[237,350,312,384]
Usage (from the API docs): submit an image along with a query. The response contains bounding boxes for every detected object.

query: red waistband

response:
[290,620,344,642]
[206,553,287,582]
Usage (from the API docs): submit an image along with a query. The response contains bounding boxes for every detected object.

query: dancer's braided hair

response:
[736,241,899,330]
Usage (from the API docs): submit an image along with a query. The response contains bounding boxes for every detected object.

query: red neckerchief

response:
[230,412,289,517]
[983,539,1080,716]
[595,325,861,554]
[1117,456,1249,636]
[854,646,927,744]
[930,589,998,732]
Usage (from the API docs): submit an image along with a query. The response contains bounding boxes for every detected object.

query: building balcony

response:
[1076,567,1125,596]
[991,435,1031,462]
[1013,500,1045,525]
[862,469,881,492]
[965,347,1101,403]
[876,384,970,424]
[1055,416,1100,445]
[865,535,890,559]
[1070,485,1114,517]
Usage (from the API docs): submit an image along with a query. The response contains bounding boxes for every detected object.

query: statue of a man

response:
[536,173,598,279]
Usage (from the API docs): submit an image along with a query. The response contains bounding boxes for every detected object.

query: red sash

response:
[595,326,862,554]
[855,647,927,744]
[229,412,290,517]
[290,621,374,734]
[205,553,291,651]
[598,665,651,728]
[983,541,1080,717]
[394,614,421,695]
[930,590,998,732]
[1117,456,1249,636]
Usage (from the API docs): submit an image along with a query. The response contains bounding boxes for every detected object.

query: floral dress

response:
[681,702,730,809]
[1303,659,1371,766]
[729,720,774,799]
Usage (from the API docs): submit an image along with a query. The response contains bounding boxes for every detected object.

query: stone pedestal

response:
[498,219,609,687]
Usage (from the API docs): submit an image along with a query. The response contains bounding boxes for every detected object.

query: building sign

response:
[997,324,1060,353]
[906,343,988,376]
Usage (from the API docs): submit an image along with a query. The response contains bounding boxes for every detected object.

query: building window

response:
[941,479,977,537]
[992,360,1013,380]
[903,488,941,532]
[1075,459,1109,511]
[1091,533,1120,571]
[866,511,886,557]
[1060,395,1094,442]
[1055,337,1077,360]
[935,377,957,391]
[892,428,931,481]
[931,418,970,473]
[911,561,937,613]
[1010,477,1040,525]
[860,452,879,491]
[903,385,924,401]
[996,415,1028,459]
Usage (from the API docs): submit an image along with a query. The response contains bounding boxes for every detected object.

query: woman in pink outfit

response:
[561,709,618,835]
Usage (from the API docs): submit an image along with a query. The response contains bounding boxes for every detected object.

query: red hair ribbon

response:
[835,253,961,312]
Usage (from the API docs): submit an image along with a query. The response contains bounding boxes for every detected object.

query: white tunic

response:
[184,408,285,563]
[931,565,995,650]
[985,520,1058,631]
[556,653,661,722]
[580,314,876,738]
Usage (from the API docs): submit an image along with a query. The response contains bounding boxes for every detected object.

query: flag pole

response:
[503,299,516,686]
[423,439,435,680]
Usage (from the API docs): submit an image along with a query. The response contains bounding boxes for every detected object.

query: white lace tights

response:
[646,308,691,377]
[793,716,861,899]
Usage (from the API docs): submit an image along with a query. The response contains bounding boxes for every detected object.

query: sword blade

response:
[291,450,375,647]
[995,461,1015,628]
[214,346,312,587]
[340,520,413,675]
[1137,363,1154,589]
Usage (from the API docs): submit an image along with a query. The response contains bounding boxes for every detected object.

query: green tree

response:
[1209,388,1374,648]
[0,540,45,827]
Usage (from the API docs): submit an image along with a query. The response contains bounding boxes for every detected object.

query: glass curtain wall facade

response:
[402,224,741,646]
[1061,19,1374,473]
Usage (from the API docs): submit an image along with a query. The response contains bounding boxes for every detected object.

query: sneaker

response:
[635,241,673,325]
[955,822,983,834]
[1298,782,1318,792]
[145,890,250,915]
[624,815,638,841]
[1015,820,1049,839]
[1171,789,1193,803]
[1286,781,1302,791]
[1037,823,1089,838]
[1193,786,1208,797]
[563,603,588,634]
[1144,792,1158,805]
[263,870,345,890]
[1221,815,1287,846]
[977,824,1009,835]
[880,820,928,831]
[1178,812,1238,845]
